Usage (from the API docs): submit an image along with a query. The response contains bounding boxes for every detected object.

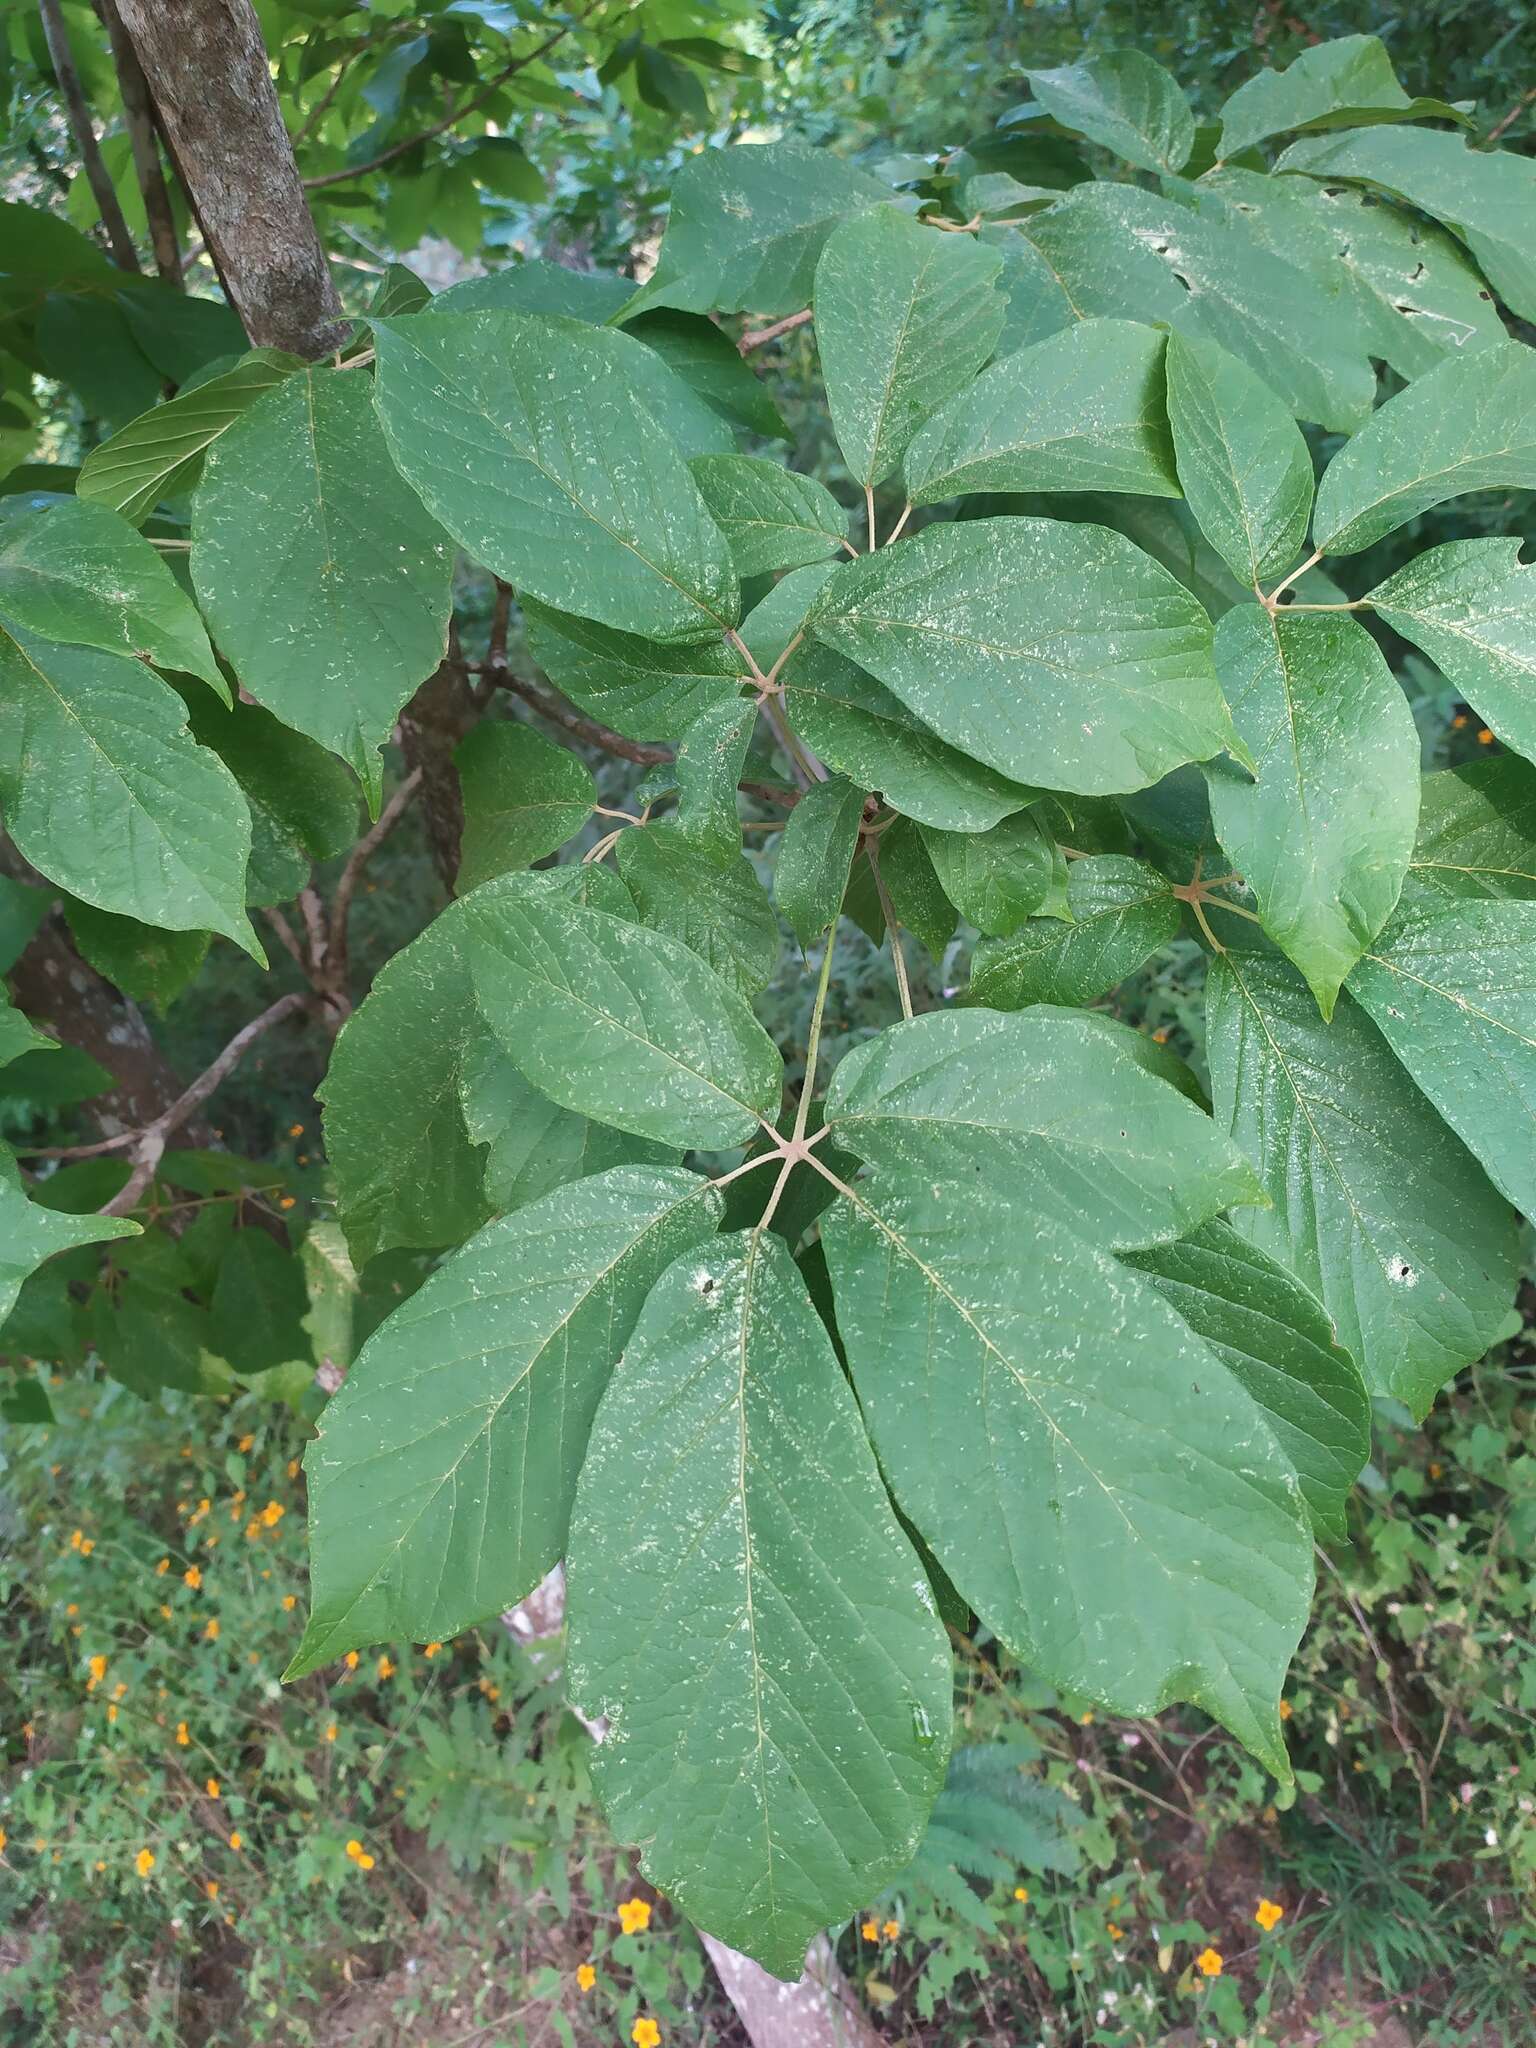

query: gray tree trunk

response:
[112,0,346,356]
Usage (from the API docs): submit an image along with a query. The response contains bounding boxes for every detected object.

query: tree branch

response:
[739,307,812,354]
[38,0,141,271]
[302,1,601,190]
[93,0,182,282]
[24,992,312,1189]
[327,764,423,992]
[488,663,674,767]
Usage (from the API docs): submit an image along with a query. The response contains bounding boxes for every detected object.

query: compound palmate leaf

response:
[289,1166,721,1678]
[373,310,739,642]
[1207,949,1518,1418]
[806,516,1246,796]
[568,1230,953,1978]
[822,1179,1310,1775]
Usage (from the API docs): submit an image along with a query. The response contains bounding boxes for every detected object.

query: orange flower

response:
[183,1566,202,1591]
[1278,1699,1293,1720]
[1195,1947,1223,1977]
[345,1839,376,1870]
[281,1595,297,1612]
[0,1827,6,1854]
[260,1501,284,1528]
[228,1831,243,1852]
[206,1778,221,1799]
[107,1703,119,1723]
[205,1619,220,1641]
[860,1919,878,1942]
[135,1848,155,1877]
[343,1651,359,1672]
[423,1642,441,1658]
[1107,1922,1125,1941]
[156,1558,170,1576]
[205,1879,219,1900]
[237,1435,254,1452]
[881,1919,900,1941]
[576,1963,596,1992]
[288,1123,304,1138]
[376,1655,396,1681]
[323,1723,338,1743]
[1255,1898,1284,1931]
[86,1654,107,1691]
[175,1721,190,1746]
[617,1897,653,1935]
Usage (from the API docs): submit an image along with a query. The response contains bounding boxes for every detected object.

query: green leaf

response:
[76,348,304,526]
[1276,126,1536,324]
[186,693,360,907]
[1408,758,1536,901]
[0,877,50,973]
[0,1154,137,1328]
[1198,169,1504,385]
[568,1230,952,1977]
[464,890,782,1149]
[628,140,891,318]
[814,207,1003,489]
[1217,34,1468,158]
[0,996,51,1069]
[1312,342,1536,555]
[0,626,259,954]
[967,854,1181,1009]
[193,364,453,806]
[1023,51,1194,175]
[1206,607,1419,1016]
[903,318,1177,509]
[373,311,739,643]
[826,1007,1264,1249]
[66,904,209,1010]
[1123,1220,1370,1543]
[459,1033,675,1213]
[618,827,780,998]
[878,816,956,961]
[1206,950,1518,1417]
[209,1227,311,1376]
[1348,894,1536,1217]
[664,695,757,861]
[689,454,850,577]
[454,722,594,892]
[627,309,788,440]
[1368,540,1536,766]
[520,597,742,744]
[774,775,864,944]
[806,516,1243,797]
[781,640,1040,832]
[433,263,634,324]
[920,810,1059,937]
[822,1179,1309,1775]
[0,499,224,694]
[289,1166,722,1679]
[1019,183,1374,431]
[1164,332,1313,586]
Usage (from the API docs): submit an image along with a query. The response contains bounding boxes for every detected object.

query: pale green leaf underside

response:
[1164,331,1313,587]
[1369,540,1536,771]
[1207,607,1419,1017]
[967,854,1181,1010]
[464,890,782,1149]
[1123,1220,1371,1544]
[825,1006,1264,1251]
[815,205,1004,489]
[0,499,224,693]
[1206,950,1518,1418]
[1348,894,1536,1218]
[569,1231,953,1979]
[0,625,258,953]
[806,516,1244,797]
[288,1166,721,1678]
[1024,51,1194,175]
[823,1180,1309,1776]
[903,318,1178,508]
[193,364,452,804]
[373,310,739,644]
[1312,341,1536,556]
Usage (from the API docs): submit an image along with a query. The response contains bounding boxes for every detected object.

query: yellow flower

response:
[617,1897,653,1935]
[228,1831,243,1852]
[261,1501,284,1527]
[79,1538,95,1556]
[175,1722,190,1746]
[343,1651,359,1672]
[160,1604,173,1620]
[86,1654,107,1691]
[1107,1923,1125,1941]
[376,1655,396,1681]
[344,1839,375,1870]
[881,1919,900,1941]
[287,1459,299,1480]
[183,1566,202,1591]
[65,1603,78,1618]
[205,1618,220,1641]
[0,1828,7,1854]
[1478,727,1495,746]
[1078,1711,1094,1725]
[205,1879,219,1900]
[107,1703,119,1723]
[69,1528,84,1550]
[281,1595,297,1612]
[238,1435,254,1452]
[206,1778,221,1799]
[632,2022,661,2048]
[1013,1885,1029,1903]
[1195,1947,1223,1977]
[1255,1898,1284,1931]
[156,1557,170,1576]
[135,1848,155,1877]
[576,1963,596,1992]
[423,1642,441,1658]
[324,1723,338,1743]
[1278,1699,1293,1720]
[860,1920,878,1942]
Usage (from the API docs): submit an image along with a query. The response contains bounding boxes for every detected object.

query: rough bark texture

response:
[94,0,182,282]
[399,662,480,892]
[38,0,140,271]
[503,1567,883,2048]
[112,0,346,356]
